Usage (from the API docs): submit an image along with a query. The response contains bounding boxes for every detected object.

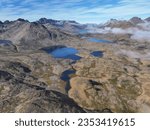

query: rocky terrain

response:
[0,17,150,112]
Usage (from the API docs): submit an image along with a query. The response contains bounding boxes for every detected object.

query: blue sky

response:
[0,0,150,23]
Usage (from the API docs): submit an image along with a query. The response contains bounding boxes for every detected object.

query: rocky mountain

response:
[129,17,144,24]
[0,21,3,25]
[0,19,75,51]
[104,19,134,29]
[103,17,149,29]
[37,18,79,26]
[37,18,86,34]
[145,17,150,22]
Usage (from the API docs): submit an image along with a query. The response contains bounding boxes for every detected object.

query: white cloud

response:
[0,0,150,23]
[86,21,150,42]
[131,30,150,42]
[117,50,150,60]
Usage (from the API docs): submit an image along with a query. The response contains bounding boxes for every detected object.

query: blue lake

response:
[88,38,112,43]
[91,51,103,57]
[60,69,76,82]
[51,47,81,60]
[42,46,81,61]
[60,69,76,92]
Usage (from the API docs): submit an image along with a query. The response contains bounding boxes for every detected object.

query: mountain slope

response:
[37,18,86,34]
[0,19,73,51]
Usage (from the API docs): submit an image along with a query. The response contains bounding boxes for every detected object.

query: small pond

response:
[60,69,76,92]
[91,51,103,57]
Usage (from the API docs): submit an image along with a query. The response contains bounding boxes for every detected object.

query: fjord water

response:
[88,38,112,43]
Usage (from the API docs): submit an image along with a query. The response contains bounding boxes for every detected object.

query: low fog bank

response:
[86,22,150,42]
[116,49,150,60]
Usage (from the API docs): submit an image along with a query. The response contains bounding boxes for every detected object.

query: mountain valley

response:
[0,17,150,112]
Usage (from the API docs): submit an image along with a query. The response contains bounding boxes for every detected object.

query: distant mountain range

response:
[0,16,150,33]
[36,17,150,34]
[0,17,150,51]
[1,16,149,32]
[36,17,150,33]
